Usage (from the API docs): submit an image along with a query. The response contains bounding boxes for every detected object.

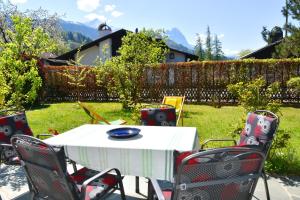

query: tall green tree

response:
[0,15,57,108]
[205,26,213,60]
[276,0,300,58]
[212,35,224,60]
[194,34,205,61]
[95,30,168,110]
[261,26,284,44]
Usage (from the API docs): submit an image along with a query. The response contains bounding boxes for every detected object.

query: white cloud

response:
[111,10,123,17]
[77,0,101,12]
[84,13,107,22]
[105,4,116,12]
[10,0,27,4]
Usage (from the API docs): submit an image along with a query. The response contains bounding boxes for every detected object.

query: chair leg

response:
[118,178,126,200]
[262,169,271,200]
[135,176,140,193]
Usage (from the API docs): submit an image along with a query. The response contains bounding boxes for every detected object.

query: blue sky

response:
[9,0,286,56]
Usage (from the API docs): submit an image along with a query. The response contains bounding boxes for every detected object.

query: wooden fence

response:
[40,60,300,104]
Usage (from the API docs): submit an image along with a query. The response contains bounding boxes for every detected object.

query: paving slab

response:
[1,165,299,200]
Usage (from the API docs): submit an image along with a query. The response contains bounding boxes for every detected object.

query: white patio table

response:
[45,124,199,182]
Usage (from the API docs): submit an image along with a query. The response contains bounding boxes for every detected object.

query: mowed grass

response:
[26,102,300,152]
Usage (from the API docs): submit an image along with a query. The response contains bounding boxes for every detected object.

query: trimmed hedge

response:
[40,59,300,103]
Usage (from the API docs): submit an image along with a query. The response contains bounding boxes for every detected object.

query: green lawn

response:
[26,102,300,152]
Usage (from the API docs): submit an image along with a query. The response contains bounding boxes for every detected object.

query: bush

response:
[227,77,299,175]
[0,15,57,108]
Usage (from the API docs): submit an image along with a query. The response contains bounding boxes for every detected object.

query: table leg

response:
[135,176,140,193]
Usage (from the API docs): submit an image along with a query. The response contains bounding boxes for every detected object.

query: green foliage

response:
[0,15,57,108]
[227,78,281,113]
[205,26,213,60]
[265,129,300,175]
[261,26,283,44]
[212,35,224,60]
[95,30,168,110]
[287,76,300,94]
[275,0,300,58]
[195,34,205,61]
[60,52,89,101]
[238,49,252,58]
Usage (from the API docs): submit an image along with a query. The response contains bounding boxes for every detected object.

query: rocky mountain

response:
[60,19,99,40]
[63,31,92,49]
[59,20,195,54]
[166,28,193,50]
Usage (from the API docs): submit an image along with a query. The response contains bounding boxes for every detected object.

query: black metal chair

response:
[201,110,279,200]
[11,135,126,200]
[0,108,54,166]
[148,147,265,200]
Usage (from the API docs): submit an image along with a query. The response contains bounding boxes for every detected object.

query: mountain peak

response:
[166,27,193,49]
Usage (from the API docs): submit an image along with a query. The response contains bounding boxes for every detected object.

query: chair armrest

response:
[201,139,237,149]
[148,178,165,200]
[80,168,123,199]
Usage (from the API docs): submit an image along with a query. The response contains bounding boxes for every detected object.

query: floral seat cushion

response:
[239,112,277,147]
[141,107,176,126]
[71,167,119,200]
[0,112,33,144]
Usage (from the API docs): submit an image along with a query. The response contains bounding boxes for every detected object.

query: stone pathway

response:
[1,165,299,200]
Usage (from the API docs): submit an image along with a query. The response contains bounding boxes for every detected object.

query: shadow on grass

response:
[26,104,50,111]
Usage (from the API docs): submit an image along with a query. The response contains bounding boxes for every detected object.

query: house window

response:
[169,52,175,59]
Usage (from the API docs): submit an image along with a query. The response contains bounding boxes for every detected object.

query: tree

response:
[276,0,300,58]
[205,26,213,60]
[95,30,168,110]
[0,15,58,108]
[0,0,68,55]
[261,26,283,44]
[212,35,224,60]
[194,34,205,61]
[60,51,89,102]
[238,49,252,58]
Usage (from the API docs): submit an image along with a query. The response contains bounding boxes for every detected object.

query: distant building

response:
[54,24,198,66]
[241,40,282,59]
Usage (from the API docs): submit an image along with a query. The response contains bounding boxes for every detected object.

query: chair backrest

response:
[162,96,185,113]
[78,101,111,124]
[173,147,265,200]
[238,110,279,154]
[162,96,185,126]
[0,109,33,144]
[11,135,80,200]
[141,107,176,126]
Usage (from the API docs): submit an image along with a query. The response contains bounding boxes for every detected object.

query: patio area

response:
[1,164,300,200]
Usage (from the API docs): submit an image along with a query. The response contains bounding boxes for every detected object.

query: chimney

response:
[98,22,112,38]
[135,28,138,33]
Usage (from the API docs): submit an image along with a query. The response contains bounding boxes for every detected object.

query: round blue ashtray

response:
[107,127,141,138]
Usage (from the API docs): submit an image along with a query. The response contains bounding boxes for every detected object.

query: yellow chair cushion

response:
[164,98,178,108]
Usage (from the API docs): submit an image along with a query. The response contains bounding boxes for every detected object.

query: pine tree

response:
[212,35,224,60]
[276,0,300,58]
[205,26,213,60]
[194,34,205,61]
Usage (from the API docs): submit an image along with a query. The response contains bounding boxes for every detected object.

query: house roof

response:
[56,29,127,60]
[55,28,198,60]
[241,40,282,59]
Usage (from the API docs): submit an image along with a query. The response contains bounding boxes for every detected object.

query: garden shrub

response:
[227,77,298,175]
[0,15,57,108]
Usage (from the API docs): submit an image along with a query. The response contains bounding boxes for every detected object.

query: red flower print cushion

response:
[239,113,277,146]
